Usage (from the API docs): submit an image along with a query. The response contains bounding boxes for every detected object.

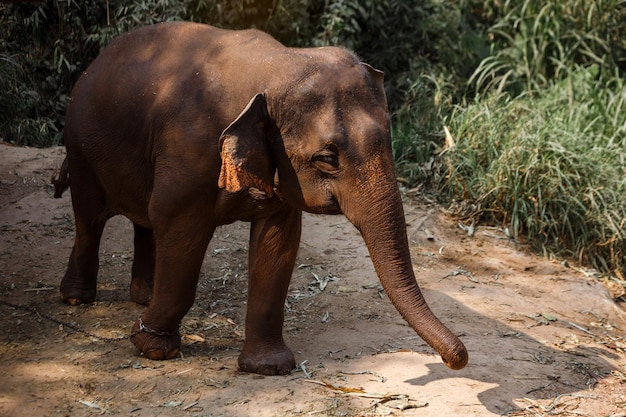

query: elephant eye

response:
[311,148,340,174]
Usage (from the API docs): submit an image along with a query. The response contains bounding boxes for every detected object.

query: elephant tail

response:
[51,156,70,198]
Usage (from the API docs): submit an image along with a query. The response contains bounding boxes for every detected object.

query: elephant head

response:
[218,49,468,370]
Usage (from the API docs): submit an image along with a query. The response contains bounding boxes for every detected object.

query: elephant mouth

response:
[304,195,342,215]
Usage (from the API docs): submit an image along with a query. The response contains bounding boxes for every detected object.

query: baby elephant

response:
[53,22,467,375]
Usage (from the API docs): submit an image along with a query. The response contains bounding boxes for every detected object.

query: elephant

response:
[52,21,468,375]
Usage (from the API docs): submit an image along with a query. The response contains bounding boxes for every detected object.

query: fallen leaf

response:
[183,401,199,411]
[321,311,331,323]
[541,313,558,322]
[184,334,206,343]
[382,398,428,410]
[161,400,183,407]
[305,379,365,394]
[78,400,104,411]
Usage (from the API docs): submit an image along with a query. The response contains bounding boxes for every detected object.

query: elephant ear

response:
[218,94,275,197]
[361,62,384,82]
[360,62,389,109]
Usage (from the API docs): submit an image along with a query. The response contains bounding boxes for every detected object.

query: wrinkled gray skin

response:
[53,22,468,375]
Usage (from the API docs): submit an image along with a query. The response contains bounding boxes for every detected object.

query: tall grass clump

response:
[391,73,460,188]
[441,65,626,276]
[471,0,626,96]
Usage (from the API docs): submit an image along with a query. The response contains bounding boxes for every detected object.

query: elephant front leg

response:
[238,207,301,376]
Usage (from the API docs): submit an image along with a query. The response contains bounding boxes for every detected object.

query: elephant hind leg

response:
[130,191,216,360]
[61,166,109,305]
[130,223,155,306]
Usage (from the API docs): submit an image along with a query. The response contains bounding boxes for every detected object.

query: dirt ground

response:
[0,143,624,417]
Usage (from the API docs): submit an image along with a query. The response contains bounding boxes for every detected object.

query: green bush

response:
[0,0,320,146]
[470,0,626,96]
[0,0,489,146]
[432,0,626,277]
[188,0,317,46]
[1,1,109,145]
[441,65,626,275]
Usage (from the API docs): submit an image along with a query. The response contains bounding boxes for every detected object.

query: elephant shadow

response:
[403,290,621,414]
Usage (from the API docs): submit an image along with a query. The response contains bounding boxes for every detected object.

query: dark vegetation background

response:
[1,0,624,284]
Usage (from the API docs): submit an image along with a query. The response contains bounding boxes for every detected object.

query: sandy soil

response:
[0,143,624,417]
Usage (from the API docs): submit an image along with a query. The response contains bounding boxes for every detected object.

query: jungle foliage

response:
[1,0,625,278]
[439,0,626,279]
[0,0,493,146]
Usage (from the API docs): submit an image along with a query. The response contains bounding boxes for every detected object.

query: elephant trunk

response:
[340,165,468,370]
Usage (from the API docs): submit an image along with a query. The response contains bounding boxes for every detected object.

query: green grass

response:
[391,73,455,189]
[438,65,626,275]
[390,0,626,278]
[469,0,625,97]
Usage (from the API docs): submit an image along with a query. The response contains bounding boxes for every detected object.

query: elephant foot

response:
[60,287,96,305]
[130,317,180,360]
[130,279,153,306]
[61,294,95,305]
[238,343,295,376]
